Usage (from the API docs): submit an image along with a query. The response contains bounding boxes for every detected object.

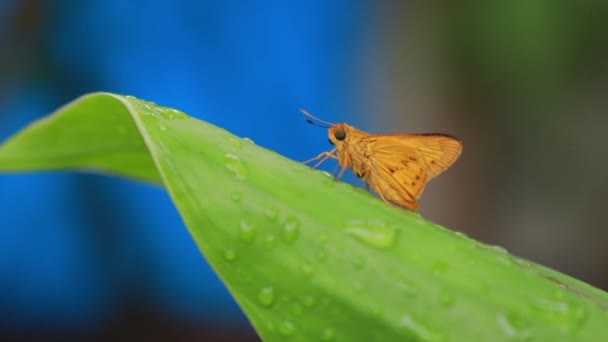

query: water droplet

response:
[302,295,316,308]
[221,132,243,148]
[486,244,509,255]
[344,219,399,249]
[263,234,277,249]
[168,108,187,120]
[532,298,587,335]
[265,208,278,222]
[553,287,566,299]
[279,321,296,337]
[399,314,444,342]
[224,154,248,180]
[483,244,511,264]
[239,220,256,243]
[439,290,454,307]
[300,262,314,277]
[231,192,242,203]
[243,137,256,144]
[321,328,335,341]
[316,248,328,262]
[496,312,531,341]
[452,230,469,239]
[282,216,300,243]
[257,287,275,308]
[159,124,167,131]
[223,248,237,262]
[511,257,533,271]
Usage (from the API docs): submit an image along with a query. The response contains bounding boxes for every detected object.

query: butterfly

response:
[301,110,462,210]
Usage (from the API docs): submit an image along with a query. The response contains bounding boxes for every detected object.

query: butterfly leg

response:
[303,149,337,169]
[375,187,391,205]
[367,179,393,206]
[335,166,348,181]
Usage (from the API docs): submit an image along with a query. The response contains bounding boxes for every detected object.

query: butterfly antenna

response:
[305,119,331,128]
[300,109,335,127]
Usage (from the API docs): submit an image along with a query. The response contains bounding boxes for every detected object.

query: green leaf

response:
[1,92,607,341]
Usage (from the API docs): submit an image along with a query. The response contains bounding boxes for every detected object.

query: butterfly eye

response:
[334,129,346,141]
[328,138,335,145]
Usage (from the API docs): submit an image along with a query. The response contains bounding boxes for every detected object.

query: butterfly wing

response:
[363,134,462,208]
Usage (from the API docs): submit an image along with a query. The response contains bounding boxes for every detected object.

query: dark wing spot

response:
[388,167,397,174]
[415,176,420,180]
[430,160,436,164]
[411,182,416,186]
[409,156,418,161]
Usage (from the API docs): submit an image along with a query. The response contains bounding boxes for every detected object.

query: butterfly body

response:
[303,111,462,210]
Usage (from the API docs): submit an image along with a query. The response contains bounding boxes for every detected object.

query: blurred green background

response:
[1,1,607,341]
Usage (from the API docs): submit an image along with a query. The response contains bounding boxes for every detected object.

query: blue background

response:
[2,1,608,340]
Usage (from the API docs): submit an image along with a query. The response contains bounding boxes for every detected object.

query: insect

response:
[301,109,462,210]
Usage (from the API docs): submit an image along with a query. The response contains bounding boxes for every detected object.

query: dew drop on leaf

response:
[223,248,237,262]
[344,219,399,249]
[496,311,531,341]
[282,216,300,243]
[224,153,248,180]
[163,108,187,120]
[222,133,243,148]
[265,208,278,223]
[531,297,587,335]
[231,192,242,203]
[263,234,277,249]
[257,287,275,308]
[399,314,444,342]
[238,219,256,243]
[278,321,296,336]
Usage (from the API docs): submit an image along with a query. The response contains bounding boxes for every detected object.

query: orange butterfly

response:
[302,110,462,210]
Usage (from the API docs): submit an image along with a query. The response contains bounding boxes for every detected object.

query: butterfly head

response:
[327,123,351,146]
[299,109,358,147]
